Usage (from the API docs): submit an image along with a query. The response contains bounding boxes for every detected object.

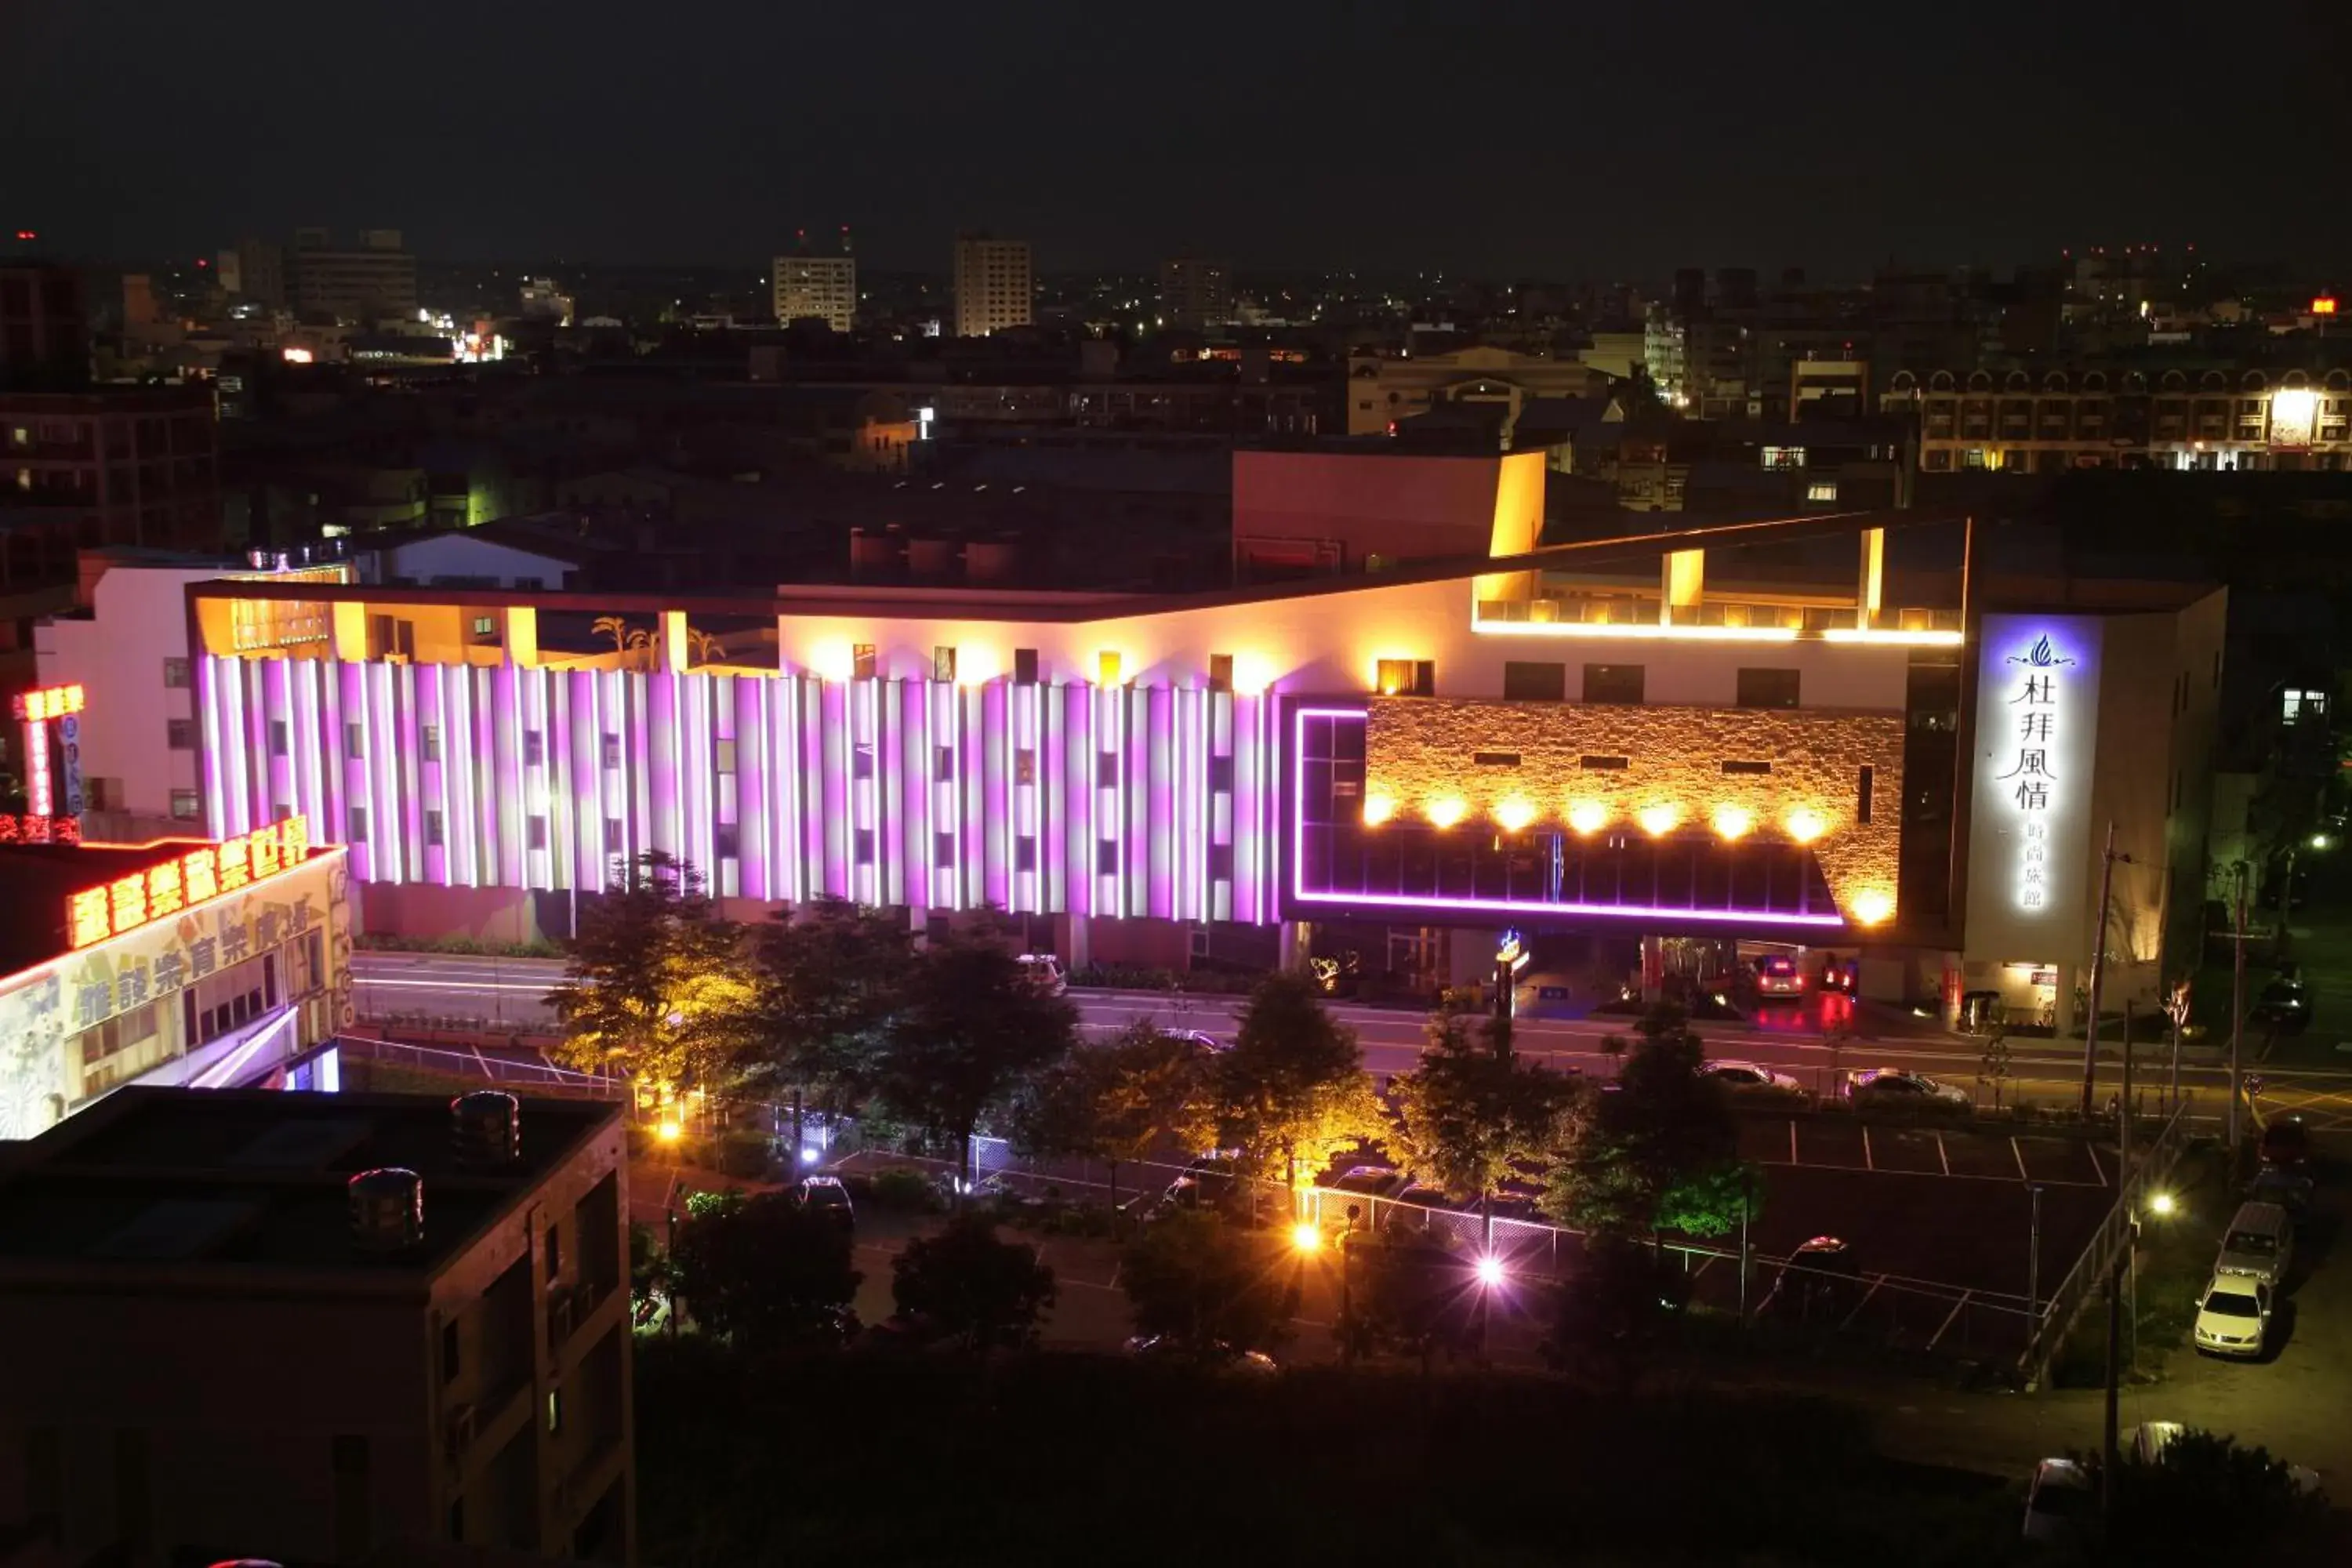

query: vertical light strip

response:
[261,658,291,818]
[472,665,499,885]
[198,655,227,833]
[369,661,402,883]
[220,658,252,836]
[241,660,267,832]
[984,680,1008,910]
[877,677,902,909]
[338,662,368,873]
[397,662,423,882]
[1044,684,1065,914]
[818,678,846,899]
[297,660,326,838]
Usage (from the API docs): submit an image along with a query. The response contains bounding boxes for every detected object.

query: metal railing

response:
[2017,1091,2197,1389]
[333,1034,627,1100]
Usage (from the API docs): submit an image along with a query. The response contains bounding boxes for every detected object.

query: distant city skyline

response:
[5,0,2350,278]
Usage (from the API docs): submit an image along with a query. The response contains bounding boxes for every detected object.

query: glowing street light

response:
[2147,1190,2176,1218]
[655,1119,683,1144]
[1475,1254,1506,1287]
[1290,1221,1323,1254]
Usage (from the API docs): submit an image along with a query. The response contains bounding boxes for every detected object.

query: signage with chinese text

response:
[66,815,311,950]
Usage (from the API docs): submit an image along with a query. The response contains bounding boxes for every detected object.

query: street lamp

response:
[1290,1221,1322,1254]
[1475,1254,1506,1288]
[2147,1189,2176,1218]
[655,1118,683,1145]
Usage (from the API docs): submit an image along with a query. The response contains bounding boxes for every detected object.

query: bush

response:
[713,1129,776,1180]
[1064,963,1258,995]
[350,930,567,959]
[866,1167,947,1214]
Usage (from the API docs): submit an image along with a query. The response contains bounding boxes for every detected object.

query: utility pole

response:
[2027,1184,2045,1330]
[2119,1000,2135,1175]
[2100,1226,2129,1525]
[2078,823,2125,1120]
[2230,862,2249,1156]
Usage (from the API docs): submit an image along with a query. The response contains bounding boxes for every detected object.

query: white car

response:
[1172,1029,1226,1054]
[1703,1059,1806,1095]
[1016,953,1067,995]
[2191,1273,2272,1359]
[1846,1067,1971,1106]
[2022,1457,2095,1544]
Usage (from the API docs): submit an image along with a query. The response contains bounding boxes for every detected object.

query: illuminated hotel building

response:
[34,504,2224,1035]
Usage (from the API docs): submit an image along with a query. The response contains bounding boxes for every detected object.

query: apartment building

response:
[952,234,1033,338]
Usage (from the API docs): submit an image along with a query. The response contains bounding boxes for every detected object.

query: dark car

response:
[2251,980,2312,1034]
[1819,957,1859,995]
[2250,1163,2316,1215]
[1780,1235,1863,1319]
[1845,1067,1970,1108]
[797,1174,855,1230]
[2259,1117,2312,1172]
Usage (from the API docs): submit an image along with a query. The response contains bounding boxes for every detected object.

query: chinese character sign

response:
[1973,619,2100,935]
[64,815,313,950]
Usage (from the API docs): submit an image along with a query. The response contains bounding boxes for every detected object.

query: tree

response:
[1120,1209,1292,1354]
[1343,1232,1483,1374]
[2107,1429,2332,1559]
[1974,1027,2013,1109]
[873,916,1080,1193]
[1541,1004,1751,1242]
[744,898,916,1120]
[1011,1022,1218,1214]
[630,1219,670,1325]
[544,851,753,1094]
[891,1214,1058,1350]
[1391,1010,1578,1245]
[1540,1233,1689,1393]
[1215,968,1387,1205]
[669,1189,861,1349]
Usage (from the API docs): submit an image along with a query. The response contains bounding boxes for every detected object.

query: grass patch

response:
[2046,1142,2232,1388]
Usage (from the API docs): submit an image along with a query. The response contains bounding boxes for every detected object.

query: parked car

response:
[2023,1457,2096,1546]
[1016,953,1068,996]
[1845,1067,1971,1107]
[2249,1164,2316,1217]
[2250,978,2311,1033]
[1819,957,1860,995]
[2191,1273,2273,1359]
[2259,1116,2312,1171]
[1750,954,1805,997]
[1124,1334,1279,1374]
[1780,1235,1863,1319]
[2125,1421,2187,1465]
[796,1174,855,1231]
[1326,1163,1412,1201]
[1702,1059,1807,1097]
[2213,1200,2294,1287]
[1171,1029,1226,1054]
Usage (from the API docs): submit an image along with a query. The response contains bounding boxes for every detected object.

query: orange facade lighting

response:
[2314,296,2339,317]
[11,684,84,723]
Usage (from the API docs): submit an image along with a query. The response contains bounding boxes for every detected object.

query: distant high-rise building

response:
[0,263,88,388]
[1158,257,1234,331]
[773,228,857,332]
[216,237,287,310]
[953,234,1032,338]
[289,227,416,324]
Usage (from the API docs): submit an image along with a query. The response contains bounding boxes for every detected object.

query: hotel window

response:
[716,822,740,859]
[170,789,200,819]
[523,731,543,767]
[1015,750,1036,786]
[932,645,957,683]
[1096,840,1120,876]
[350,804,370,840]
[851,644,877,679]
[1014,648,1040,684]
[601,732,620,768]
[1806,481,1838,503]
[1098,651,1123,686]
[935,832,956,868]
[853,744,874,780]
[715,739,737,774]
[1208,755,1235,793]
[1374,659,1434,697]
[1209,843,1235,880]
[1857,764,1875,825]
[166,718,194,750]
[935,746,955,782]
[345,721,365,757]
[1502,661,1566,702]
[1737,668,1800,710]
[1015,837,1036,873]
[1581,664,1645,704]
[1096,751,1118,787]
[1208,653,1234,692]
[604,818,624,854]
[420,724,438,762]
[2283,688,2327,724]
[162,656,190,688]
[1579,754,1628,771]
[855,828,875,865]
[1473,751,1521,768]
[470,615,497,644]
[425,810,444,847]
[519,815,543,850]
[1722,760,1773,776]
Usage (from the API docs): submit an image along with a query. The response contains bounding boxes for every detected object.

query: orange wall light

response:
[1712,804,1755,840]
[1426,797,1468,829]
[1849,890,1895,925]
[1566,800,1609,836]
[1637,804,1681,837]
[1494,797,1536,833]
[1785,808,1828,844]
[1363,793,1397,827]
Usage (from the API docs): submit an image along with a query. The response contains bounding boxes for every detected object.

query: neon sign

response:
[13,684,85,722]
[1998,634,2074,913]
[67,815,311,950]
[15,683,87,819]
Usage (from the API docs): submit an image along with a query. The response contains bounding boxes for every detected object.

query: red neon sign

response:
[2315,297,2339,317]
[13,684,85,722]
[67,815,311,951]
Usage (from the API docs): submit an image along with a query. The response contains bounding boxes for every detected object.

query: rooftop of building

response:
[0,839,211,975]
[0,1088,620,1288]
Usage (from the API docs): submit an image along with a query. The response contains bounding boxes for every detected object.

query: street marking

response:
[2084,1144,2106,1187]
[1936,1131,1951,1177]
[1789,1120,1799,1165]
[2011,1137,2029,1182]
[1862,1127,1875,1171]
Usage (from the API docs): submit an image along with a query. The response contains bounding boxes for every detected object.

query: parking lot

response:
[1737,1114,2111,1188]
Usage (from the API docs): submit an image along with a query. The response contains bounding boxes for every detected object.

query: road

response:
[352,949,2352,1114]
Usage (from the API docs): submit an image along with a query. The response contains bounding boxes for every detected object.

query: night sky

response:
[6,0,2350,278]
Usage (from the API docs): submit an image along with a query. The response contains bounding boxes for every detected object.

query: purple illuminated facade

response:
[200,658,1286,927]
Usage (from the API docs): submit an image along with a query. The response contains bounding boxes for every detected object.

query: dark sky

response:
[6,0,2350,279]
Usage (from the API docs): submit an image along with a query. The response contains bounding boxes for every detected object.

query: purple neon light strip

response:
[373,662,405,883]
[1044,684,1066,913]
[397,662,424,884]
[241,658,266,833]
[198,656,226,832]
[1285,707,1846,928]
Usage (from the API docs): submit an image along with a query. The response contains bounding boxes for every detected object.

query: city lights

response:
[1566,800,1609,836]
[655,1120,683,1145]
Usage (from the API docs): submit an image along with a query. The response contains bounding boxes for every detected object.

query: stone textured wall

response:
[1364,698,1906,922]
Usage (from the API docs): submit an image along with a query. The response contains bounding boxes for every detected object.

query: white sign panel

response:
[1969,615,2102,971]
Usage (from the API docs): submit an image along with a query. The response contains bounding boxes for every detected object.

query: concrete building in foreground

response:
[0,1087,633,1565]
[34,501,2223,1033]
